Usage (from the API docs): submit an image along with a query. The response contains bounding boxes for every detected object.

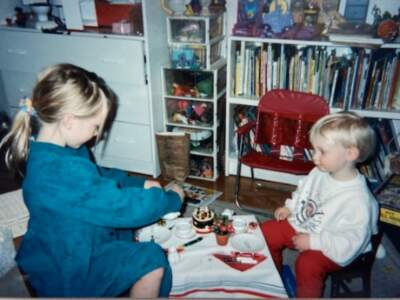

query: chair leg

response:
[250,167,254,181]
[234,161,242,208]
[362,272,372,297]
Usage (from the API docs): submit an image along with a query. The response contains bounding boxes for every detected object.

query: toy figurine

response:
[160,0,192,16]
[232,0,265,36]
[200,159,213,178]
[262,0,294,34]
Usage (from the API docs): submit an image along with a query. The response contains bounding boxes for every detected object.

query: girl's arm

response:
[97,166,146,188]
[41,158,182,229]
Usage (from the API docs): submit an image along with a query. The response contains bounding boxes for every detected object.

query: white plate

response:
[162,211,181,220]
[230,233,265,252]
[138,225,172,244]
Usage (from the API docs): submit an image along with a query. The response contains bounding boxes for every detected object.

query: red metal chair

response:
[234,89,329,207]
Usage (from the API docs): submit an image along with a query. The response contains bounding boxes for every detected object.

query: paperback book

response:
[164,181,222,207]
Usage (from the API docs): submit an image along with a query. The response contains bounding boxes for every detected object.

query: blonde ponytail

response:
[0,110,33,176]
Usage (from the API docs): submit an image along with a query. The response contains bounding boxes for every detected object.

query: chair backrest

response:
[254,90,329,158]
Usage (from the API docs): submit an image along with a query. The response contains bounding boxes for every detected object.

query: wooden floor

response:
[182,174,295,215]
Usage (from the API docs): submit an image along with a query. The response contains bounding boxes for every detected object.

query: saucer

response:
[162,211,181,220]
[138,225,172,244]
[175,228,196,239]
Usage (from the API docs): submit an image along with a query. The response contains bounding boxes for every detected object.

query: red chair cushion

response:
[240,151,314,175]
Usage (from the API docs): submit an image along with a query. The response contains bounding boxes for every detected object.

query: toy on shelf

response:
[190,156,214,178]
[171,83,197,97]
[160,0,192,16]
[372,6,399,42]
[232,0,265,36]
[262,0,293,34]
[174,21,204,42]
[199,0,211,15]
[171,46,203,69]
[167,99,213,126]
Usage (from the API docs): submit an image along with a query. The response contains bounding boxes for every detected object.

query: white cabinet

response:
[0,1,169,177]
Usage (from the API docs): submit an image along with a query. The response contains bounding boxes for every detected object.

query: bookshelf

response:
[225,36,400,185]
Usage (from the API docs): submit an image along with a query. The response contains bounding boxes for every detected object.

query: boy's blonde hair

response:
[310,112,376,163]
[0,63,116,176]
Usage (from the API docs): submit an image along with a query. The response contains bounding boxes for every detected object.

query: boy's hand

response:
[144,180,161,189]
[170,184,185,202]
[274,207,291,221]
[292,233,310,252]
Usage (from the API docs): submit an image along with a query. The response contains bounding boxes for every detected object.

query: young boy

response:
[261,112,379,298]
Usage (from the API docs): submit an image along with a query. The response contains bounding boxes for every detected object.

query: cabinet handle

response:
[7,49,27,55]
[101,58,124,65]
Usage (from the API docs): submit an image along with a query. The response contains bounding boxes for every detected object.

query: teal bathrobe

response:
[17,141,182,297]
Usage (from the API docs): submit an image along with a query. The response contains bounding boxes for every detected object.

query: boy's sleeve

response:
[284,179,304,212]
[308,193,372,266]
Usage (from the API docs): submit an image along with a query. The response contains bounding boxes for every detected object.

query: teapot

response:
[160,0,191,15]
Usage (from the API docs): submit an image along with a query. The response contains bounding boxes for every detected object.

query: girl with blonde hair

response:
[1,63,184,297]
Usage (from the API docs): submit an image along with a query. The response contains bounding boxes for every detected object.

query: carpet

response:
[183,200,400,298]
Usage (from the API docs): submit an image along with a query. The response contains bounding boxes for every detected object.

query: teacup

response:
[232,219,247,233]
[175,221,192,238]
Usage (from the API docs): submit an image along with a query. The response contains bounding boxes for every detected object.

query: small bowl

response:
[232,219,247,234]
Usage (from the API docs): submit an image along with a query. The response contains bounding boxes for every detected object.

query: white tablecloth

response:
[159,215,288,298]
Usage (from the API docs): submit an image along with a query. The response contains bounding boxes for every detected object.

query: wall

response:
[0,1,20,25]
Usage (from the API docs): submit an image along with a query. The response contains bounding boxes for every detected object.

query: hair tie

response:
[19,98,36,117]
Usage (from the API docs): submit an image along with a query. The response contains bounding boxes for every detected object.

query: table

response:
[153,215,288,298]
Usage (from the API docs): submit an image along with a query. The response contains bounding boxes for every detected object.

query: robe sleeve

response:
[40,157,181,229]
[97,166,145,188]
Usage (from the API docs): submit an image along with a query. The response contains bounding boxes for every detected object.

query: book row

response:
[231,41,400,112]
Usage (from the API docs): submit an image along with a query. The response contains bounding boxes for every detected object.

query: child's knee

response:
[147,267,164,281]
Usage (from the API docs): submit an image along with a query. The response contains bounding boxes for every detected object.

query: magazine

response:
[164,181,222,207]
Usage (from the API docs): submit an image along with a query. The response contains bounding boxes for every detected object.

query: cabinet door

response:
[58,35,147,85]
[0,31,43,72]
[108,82,150,125]
[0,70,36,108]
[94,121,153,172]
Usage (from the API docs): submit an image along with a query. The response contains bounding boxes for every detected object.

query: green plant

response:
[212,214,234,235]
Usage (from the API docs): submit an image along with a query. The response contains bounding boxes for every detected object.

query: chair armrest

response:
[236,121,256,136]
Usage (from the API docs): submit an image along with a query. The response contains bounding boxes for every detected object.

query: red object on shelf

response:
[95,0,143,34]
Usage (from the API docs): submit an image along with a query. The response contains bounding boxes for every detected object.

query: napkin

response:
[213,252,266,272]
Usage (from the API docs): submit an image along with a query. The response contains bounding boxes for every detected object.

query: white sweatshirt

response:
[285,167,379,266]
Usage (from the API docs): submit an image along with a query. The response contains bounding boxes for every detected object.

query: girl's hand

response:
[274,207,291,221]
[292,233,310,252]
[144,180,161,189]
[170,184,185,202]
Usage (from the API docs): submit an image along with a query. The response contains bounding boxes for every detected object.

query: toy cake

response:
[192,206,215,233]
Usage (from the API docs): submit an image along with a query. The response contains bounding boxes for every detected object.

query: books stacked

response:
[0,190,29,238]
